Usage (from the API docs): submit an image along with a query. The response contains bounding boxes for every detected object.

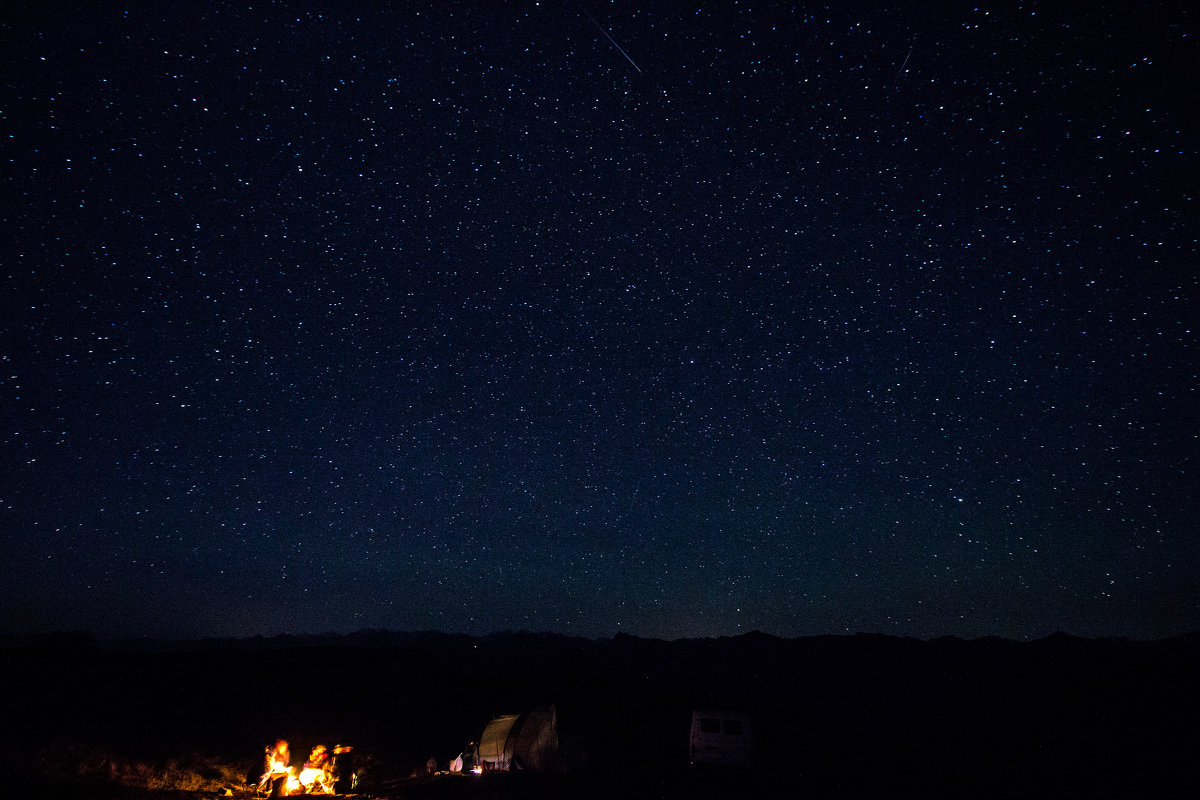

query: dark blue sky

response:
[3,0,1197,641]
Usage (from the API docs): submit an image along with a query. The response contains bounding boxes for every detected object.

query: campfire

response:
[260,741,354,796]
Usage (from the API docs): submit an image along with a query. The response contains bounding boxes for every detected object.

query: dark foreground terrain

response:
[3,630,1197,798]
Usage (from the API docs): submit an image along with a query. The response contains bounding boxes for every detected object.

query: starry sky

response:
[3,1,1197,642]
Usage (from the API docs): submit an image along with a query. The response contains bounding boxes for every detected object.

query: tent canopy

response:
[475,706,560,773]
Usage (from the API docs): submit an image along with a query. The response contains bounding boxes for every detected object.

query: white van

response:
[689,710,753,767]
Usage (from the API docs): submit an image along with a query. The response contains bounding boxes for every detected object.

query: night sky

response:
[3,1,1197,643]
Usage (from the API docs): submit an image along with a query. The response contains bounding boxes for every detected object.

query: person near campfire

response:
[330,744,355,793]
[261,739,295,797]
[299,744,334,794]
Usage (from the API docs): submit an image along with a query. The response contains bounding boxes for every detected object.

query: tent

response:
[475,705,560,773]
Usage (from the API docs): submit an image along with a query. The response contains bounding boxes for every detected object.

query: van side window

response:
[723,719,744,736]
[699,718,721,733]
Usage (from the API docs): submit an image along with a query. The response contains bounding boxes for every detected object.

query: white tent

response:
[475,705,560,772]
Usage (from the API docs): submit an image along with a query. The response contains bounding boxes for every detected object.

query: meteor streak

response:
[894,45,913,87]
[587,13,642,73]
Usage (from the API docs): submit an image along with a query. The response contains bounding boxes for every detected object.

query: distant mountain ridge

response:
[9,625,1197,653]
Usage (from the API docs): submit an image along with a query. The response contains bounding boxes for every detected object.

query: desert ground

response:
[4,630,1196,798]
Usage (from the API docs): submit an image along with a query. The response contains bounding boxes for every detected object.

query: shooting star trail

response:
[894,45,913,87]
[587,13,642,73]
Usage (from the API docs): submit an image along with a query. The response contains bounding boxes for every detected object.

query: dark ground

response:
[3,630,1197,798]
